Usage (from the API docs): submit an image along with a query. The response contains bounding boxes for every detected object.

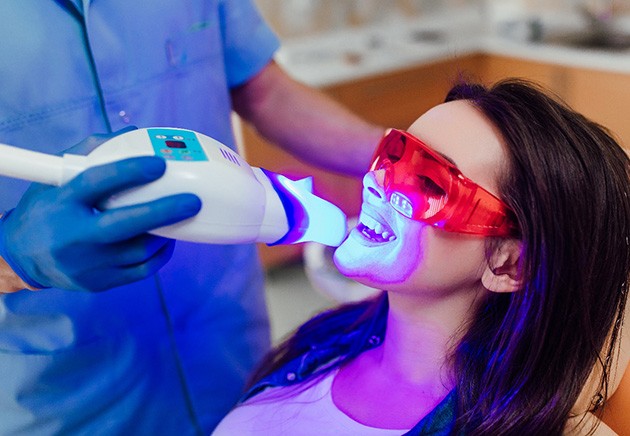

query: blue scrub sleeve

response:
[219,0,281,88]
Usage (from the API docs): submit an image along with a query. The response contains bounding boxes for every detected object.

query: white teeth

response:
[361,213,379,230]
[358,211,397,242]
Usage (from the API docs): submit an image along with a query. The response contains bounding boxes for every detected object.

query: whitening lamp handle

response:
[0,144,89,186]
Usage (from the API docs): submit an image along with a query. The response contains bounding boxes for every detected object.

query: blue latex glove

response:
[0,130,202,292]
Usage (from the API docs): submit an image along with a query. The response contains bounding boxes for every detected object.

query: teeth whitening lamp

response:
[0,128,347,246]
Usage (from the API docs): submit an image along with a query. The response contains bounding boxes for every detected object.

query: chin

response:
[333,241,365,278]
[332,242,354,274]
[333,243,381,286]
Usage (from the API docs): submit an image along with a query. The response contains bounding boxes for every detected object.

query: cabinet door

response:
[479,54,569,97]
[324,55,484,129]
[566,68,630,150]
[481,55,630,152]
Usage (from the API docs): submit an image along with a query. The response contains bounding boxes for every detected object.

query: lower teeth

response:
[360,226,395,242]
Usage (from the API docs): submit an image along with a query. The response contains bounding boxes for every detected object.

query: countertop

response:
[274,9,630,88]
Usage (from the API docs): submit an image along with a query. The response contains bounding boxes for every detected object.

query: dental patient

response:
[213,80,630,435]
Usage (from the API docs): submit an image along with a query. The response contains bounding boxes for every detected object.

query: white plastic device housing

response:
[36,128,348,246]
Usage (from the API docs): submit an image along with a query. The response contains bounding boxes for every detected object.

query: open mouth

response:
[357,211,397,243]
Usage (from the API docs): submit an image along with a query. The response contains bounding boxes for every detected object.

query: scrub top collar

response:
[54,0,85,20]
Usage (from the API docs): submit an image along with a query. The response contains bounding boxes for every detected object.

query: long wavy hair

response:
[248,80,630,435]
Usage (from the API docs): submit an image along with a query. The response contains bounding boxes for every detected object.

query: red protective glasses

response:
[369,129,519,237]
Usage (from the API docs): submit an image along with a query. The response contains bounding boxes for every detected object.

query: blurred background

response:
[243,0,630,343]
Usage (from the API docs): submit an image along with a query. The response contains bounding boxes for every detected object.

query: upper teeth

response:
[359,212,396,241]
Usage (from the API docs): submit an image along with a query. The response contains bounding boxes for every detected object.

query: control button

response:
[118,110,130,124]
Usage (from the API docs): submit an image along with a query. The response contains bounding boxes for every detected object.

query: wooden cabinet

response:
[478,54,630,150]
[324,55,484,129]
[565,68,630,149]
[477,54,570,97]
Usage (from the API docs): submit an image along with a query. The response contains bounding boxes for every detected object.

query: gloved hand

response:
[0,129,202,292]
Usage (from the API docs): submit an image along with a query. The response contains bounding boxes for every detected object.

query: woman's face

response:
[334,100,508,297]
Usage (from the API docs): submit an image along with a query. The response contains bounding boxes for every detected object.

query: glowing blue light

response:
[263,170,347,247]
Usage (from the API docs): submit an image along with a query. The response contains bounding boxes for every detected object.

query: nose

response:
[362,170,386,201]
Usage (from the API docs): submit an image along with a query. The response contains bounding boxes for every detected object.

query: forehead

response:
[407,100,506,195]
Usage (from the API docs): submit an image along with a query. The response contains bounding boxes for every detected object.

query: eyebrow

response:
[436,149,457,167]
[404,129,459,166]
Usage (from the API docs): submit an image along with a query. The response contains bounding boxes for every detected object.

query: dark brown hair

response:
[445,79,629,434]
[248,79,630,435]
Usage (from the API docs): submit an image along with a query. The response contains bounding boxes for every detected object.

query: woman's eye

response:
[384,141,404,163]
[418,176,446,197]
[386,153,401,163]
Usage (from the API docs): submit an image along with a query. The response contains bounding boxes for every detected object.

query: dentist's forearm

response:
[232,61,385,177]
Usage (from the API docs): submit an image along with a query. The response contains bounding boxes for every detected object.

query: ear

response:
[481,239,524,293]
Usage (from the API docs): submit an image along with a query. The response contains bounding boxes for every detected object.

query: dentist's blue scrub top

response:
[0,1,279,434]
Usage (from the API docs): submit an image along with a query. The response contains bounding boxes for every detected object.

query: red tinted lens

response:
[382,138,451,220]
[370,131,407,171]
[370,130,518,237]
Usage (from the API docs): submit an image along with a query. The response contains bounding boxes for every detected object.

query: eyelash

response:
[417,176,446,197]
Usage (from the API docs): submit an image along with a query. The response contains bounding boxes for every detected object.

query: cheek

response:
[418,237,488,287]
[334,232,488,294]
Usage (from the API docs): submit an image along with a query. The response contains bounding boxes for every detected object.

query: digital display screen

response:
[166,140,186,149]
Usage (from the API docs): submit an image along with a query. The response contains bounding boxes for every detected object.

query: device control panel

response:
[148,128,208,161]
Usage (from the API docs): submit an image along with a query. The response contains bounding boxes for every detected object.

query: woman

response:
[213,80,630,435]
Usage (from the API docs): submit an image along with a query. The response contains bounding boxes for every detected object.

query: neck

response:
[331,286,485,428]
[378,288,483,390]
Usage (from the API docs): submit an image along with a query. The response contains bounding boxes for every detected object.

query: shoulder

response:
[572,302,629,430]
[240,341,348,402]
[563,412,619,436]
[213,371,337,436]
